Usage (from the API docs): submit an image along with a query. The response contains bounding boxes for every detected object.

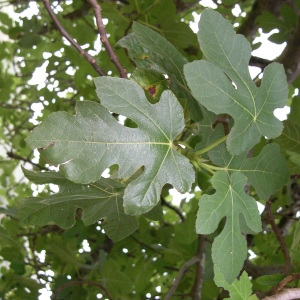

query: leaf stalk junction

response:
[175,135,228,174]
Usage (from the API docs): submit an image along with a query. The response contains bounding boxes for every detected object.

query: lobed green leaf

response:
[19,177,137,242]
[26,77,194,215]
[214,268,257,299]
[196,171,261,283]
[209,143,289,199]
[184,9,288,155]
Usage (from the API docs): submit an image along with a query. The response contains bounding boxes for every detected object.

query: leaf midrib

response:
[40,140,171,146]
[102,81,172,141]
[206,11,258,121]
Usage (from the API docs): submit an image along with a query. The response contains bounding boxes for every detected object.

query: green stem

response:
[141,0,160,15]
[199,162,225,172]
[134,0,140,14]
[197,161,215,175]
[185,123,200,131]
[138,20,162,33]
[194,135,228,156]
[191,160,201,171]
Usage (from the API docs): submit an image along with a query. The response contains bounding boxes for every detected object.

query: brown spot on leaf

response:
[147,85,157,97]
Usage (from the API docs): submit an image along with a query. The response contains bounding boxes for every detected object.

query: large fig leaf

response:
[196,171,261,283]
[26,77,194,215]
[19,174,137,242]
[196,141,288,282]
[184,9,288,155]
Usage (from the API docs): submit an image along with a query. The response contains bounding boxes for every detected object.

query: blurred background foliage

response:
[0,0,300,299]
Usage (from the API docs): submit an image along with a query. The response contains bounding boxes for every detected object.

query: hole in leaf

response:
[75,207,83,216]
[117,115,138,128]
[101,168,110,178]
[120,166,145,185]
[107,164,119,178]
[123,117,138,128]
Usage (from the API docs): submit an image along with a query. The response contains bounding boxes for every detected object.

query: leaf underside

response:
[19,173,138,242]
[22,8,290,288]
[214,268,256,300]
[185,11,288,281]
[26,77,195,215]
[209,143,289,199]
[196,171,261,283]
[184,9,288,155]
[197,138,288,282]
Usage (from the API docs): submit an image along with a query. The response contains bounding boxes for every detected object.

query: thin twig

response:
[243,260,285,279]
[190,235,206,300]
[262,288,300,300]
[161,197,185,222]
[130,235,160,253]
[249,55,271,70]
[164,256,200,300]
[6,150,48,170]
[268,273,300,296]
[88,0,127,78]
[16,225,64,237]
[42,0,105,76]
[266,200,291,275]
[30,231,43,279]
[54,280,113,300]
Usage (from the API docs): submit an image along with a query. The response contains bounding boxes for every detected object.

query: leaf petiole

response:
[194,135,228,156]
[191,160,201,171]
[197,161,215,175]
[199,162,225,172]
